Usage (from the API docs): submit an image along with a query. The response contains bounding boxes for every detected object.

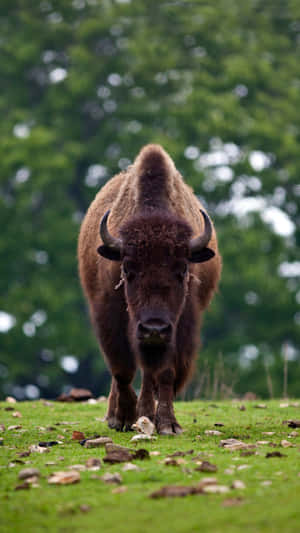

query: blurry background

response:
[0,0,299,400]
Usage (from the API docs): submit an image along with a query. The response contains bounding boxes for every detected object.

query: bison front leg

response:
[137,370,156,422]
[107,374,137,432]
[155,368,182,435]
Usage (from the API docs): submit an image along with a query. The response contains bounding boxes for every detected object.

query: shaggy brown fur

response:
[78,144,221,434]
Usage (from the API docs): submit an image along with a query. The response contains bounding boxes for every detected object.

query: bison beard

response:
[78,144,221,435]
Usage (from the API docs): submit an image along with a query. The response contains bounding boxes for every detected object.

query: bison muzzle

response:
[78,144,221,434]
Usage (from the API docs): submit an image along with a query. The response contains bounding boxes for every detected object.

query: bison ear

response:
[189,247,215,264]
[97,245,121,261]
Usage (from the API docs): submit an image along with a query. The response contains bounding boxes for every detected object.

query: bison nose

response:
[137,320,172,342]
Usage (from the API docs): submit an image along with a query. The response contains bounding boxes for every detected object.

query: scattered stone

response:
[56,388,93,402]
[257,441,270,445]
[79,504,91,513]
[100,472,122,484]
[86,458,101,470]
[281,440,294,448]
[67,464,86,471]
[287,420,300,428]
[195,461,217,473]
[236,464,249,471]
[132,416,155,436]
[48,470,80,484]
[261,480,272,486]
[8,425,22,431]
[262,432,275,436]
[103,448,133,464]
[83,437,113,448]
[150,451,161,456]
[0,425,5,432]
[279,403,289,408]
[17,451,31,458]
[130,434,156,443]
[6,396,17,404]
[205,430,222,436]
[18,468,40,480]
[254,404,267,409]
[288,431,299,437]
[150,485,202,499]
[72,431,86,441]
[219,439,255,451]
[29,444,50,454]
[231,480,246,489]
[224,468,235,475]
[167,450,194,458]
[122,463,141,472]
[12,411,22,418]
[203,484,229,494]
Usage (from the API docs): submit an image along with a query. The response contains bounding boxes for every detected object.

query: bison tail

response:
[134,144,176,209]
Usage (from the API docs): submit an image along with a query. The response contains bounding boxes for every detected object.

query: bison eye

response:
[173,261,188,281]
[123,261,137,282]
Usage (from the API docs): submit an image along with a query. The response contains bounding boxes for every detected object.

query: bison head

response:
[97,210,214,351]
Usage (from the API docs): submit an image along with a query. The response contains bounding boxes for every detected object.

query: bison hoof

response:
[157,422,183,435]
[107,416,135,432]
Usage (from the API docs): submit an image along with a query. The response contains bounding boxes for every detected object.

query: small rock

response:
[254,404,267,409]
[0,425,5,432]
[231,480,246,489]
[239,405,246,411]
[203,485,229,494]
[67,464,86,471]
[205,430,222,436]
[132,416,155,436]
[6,396,17,404]
[8,425,22,431]
[195,461,217,473]
[29,445,50,454]
[18,468,40,480]
[130,434,155,443]
[288,431,299,437]
[122,463,141,472]
[100,472,122,484]
[83,437,113,448]
[70,388,93,401]
[281,439,294,448]
[12,411,22,418]
[261,480,272,486]
[48,470,80,484]
[72,431,86,441]
[79,504,91,513]
[86,458,101,470]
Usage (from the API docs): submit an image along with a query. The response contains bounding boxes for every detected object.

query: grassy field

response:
[0,399,299,533]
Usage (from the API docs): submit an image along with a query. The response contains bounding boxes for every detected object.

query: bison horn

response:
[99,210,122,251]
[189,209,213,253]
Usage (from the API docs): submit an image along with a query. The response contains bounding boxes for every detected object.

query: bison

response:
[78,144,221,434]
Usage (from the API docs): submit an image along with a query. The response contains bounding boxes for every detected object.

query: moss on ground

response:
[0,400,300,533]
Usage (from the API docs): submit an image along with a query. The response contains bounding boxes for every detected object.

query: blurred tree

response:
[0,0,299,399]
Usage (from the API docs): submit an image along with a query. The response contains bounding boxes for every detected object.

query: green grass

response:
[0,399,300,533]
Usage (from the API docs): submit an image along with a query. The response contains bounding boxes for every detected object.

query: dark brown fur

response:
[78,144,221,434]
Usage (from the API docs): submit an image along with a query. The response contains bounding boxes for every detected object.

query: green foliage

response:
[0,1,299,398]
